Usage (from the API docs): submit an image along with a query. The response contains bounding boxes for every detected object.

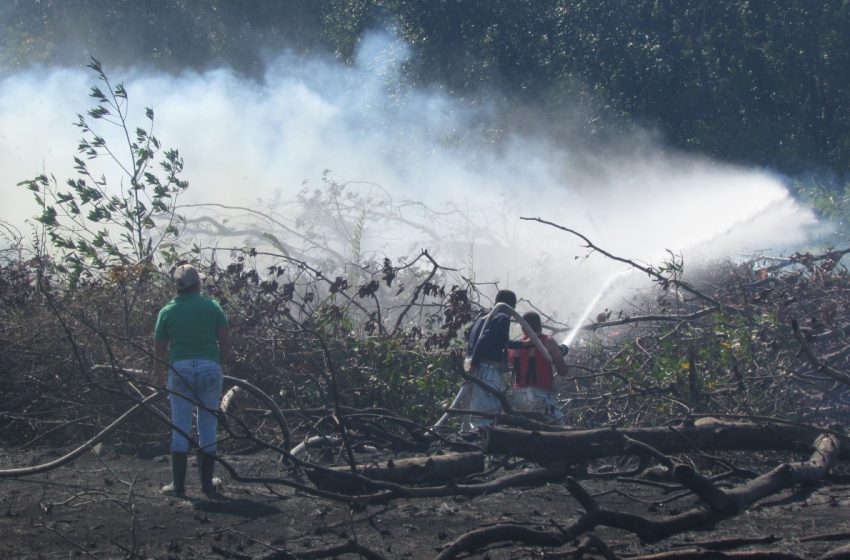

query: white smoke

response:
[0,31,817,324]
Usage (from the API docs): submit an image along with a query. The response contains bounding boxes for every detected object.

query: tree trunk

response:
[482,420,849,464]
[306,452,485,492]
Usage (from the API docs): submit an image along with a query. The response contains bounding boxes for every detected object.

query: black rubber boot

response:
[161,452,187,497]
[197,450,220,496]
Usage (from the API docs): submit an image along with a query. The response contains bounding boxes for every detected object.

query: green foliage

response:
[352,337,457,424]
[18,59,188,283]
[571,248,850,428]
[651,250,686,293]
[591,306,779,423]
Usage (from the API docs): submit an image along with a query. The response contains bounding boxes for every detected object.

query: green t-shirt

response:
[154,293,228,363]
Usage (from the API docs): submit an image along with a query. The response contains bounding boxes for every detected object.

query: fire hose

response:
[0,374,290,477]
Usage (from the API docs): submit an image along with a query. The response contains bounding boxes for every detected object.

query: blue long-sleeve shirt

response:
[467,311,511,367]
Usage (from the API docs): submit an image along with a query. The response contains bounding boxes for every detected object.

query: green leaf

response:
[89,85,106,101]
[87,106,110,119]
[87,57,103,74]
[37,207,58,227]
[144,172,162,186]
[87,206,111,222]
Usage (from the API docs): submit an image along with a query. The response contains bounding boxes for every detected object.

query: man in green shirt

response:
[154,264,231,497]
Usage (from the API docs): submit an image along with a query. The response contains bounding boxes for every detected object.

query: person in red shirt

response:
[507,311,569,422]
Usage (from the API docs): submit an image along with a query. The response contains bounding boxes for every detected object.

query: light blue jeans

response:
[168,359,223,453]
[462,362,506,431]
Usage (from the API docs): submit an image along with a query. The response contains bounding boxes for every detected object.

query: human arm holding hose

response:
[544,336,569,377]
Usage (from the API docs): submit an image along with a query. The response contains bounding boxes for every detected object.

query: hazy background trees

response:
[3,0,848,175]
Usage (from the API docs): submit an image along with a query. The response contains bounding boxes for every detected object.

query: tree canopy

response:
[2,1,849,174]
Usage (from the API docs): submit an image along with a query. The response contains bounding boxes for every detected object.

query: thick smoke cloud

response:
[0,31,816,329]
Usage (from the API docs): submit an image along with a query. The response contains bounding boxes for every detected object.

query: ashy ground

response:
[3,446,850,559]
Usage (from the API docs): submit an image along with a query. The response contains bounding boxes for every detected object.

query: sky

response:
[0,31,818,332]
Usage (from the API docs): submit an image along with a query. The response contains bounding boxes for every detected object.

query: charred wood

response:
[482,420,850,465]
[436,433,842,559]
[305,452,485,491]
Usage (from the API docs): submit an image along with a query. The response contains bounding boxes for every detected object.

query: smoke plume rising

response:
[0,31,817,325]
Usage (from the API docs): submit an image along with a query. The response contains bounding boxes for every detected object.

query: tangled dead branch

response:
[3,225,850,558]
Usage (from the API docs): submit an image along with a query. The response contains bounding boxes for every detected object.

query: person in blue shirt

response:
[462,289,516,430]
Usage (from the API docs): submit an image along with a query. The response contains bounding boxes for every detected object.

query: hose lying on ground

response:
[0,374,293,476]
[0,391,163,478]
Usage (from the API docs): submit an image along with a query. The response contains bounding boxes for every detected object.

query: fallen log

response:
[820,543,850,560]
[622,549,807,559]
[306,452,485,492]
[675,434,841,515]
[435,433,842,559]
[482,419,850,464]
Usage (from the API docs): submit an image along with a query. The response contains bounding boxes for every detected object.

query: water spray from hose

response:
[558,192,812,349]
[561,268,632,348]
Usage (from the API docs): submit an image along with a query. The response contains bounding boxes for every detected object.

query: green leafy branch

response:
[18,57,188,283]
